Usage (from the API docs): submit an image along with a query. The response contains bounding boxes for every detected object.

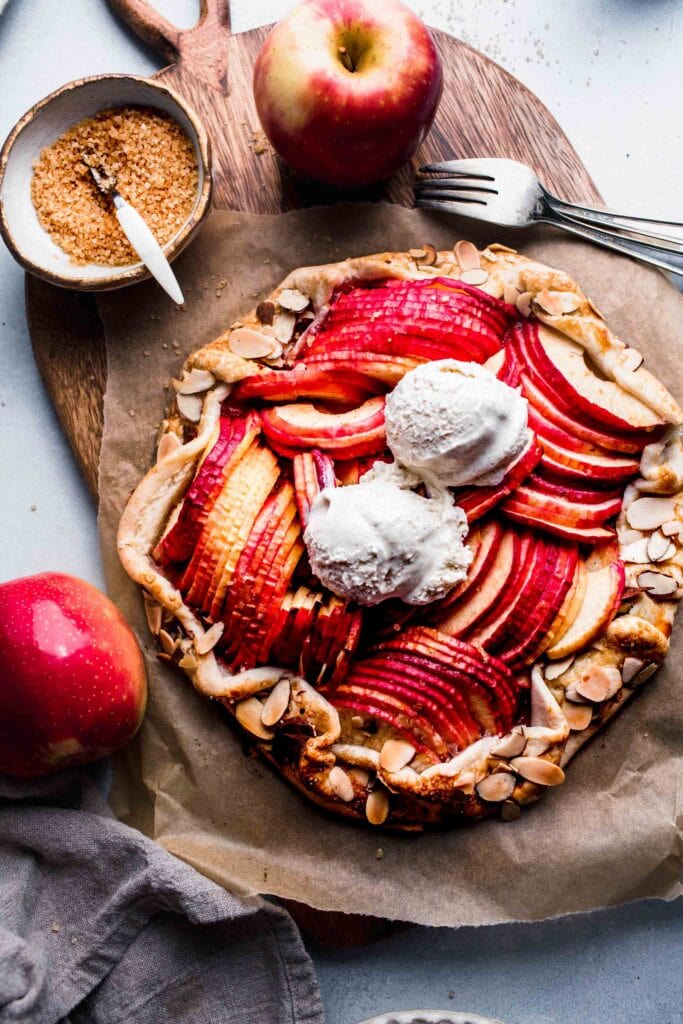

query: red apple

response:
[0,573,146,778]
[253,0,443,188]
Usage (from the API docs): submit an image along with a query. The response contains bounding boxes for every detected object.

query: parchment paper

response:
[98,204,683,928]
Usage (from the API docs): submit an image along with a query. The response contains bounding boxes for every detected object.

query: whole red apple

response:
[0,573,146,778]
[253,0,443,187]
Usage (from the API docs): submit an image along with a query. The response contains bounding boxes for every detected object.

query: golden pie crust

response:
[118,242,683,830]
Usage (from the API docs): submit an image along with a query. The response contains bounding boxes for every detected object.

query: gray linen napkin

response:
[0,763,324,1024]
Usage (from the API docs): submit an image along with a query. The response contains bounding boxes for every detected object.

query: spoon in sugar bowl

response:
[82,151,185,304]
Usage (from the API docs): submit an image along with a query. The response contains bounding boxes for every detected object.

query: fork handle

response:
[542,191,683,250]
[541,208,683,278]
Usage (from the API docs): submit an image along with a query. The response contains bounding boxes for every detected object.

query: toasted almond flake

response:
[510,756,565,787]
[273,312,297,344]
[621,537,651,563]
[544,654,576,680]
[454,239,481,271]
[350,715,365,728]
[476,772,516,802]
[500,799,521,821]
[461,267,489,286]
[278,288,310,313]
[229,327,277,359]
[422,242,438,266]
[195,621,224,655]
[176,392,202,422]
[365,787,390,825]
[620,348,644,372]
[563,701,593,731]
[489,243,518,254]
[516,291,532,317]
[143,597,162,635]
[662,519,683,538]
[637,569,678,596]
[409,247,427,259]
[491,730,526,758]
[235,697,274,740]
[256,300,275,324]
[452,770,476,794]
[535,289,581,316]
[618,528,645,546]
[261,677,291,726]
[159,628,177,656]
[379,739,415,773]
[178,652,197,671]
[647,530,676,563]
[634,662,658,684]
[621,656,645,684]
[263,340,284,362]
[481,247,499,263]
[178,368,216,394]
[329,765,355,802]
[156,431,182,464]
[577,665,619,702]
[524,737,550,757]
[503,281,521,305]
[626,496,677,531]
[349,767,370,787]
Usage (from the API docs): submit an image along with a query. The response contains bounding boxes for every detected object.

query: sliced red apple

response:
[261,395,386,459]
[435,529,521,636]
[293,449,336,526]
[545,560,625,659]
[427,520,500,622]
[233,364,379,405]
[503,484,622,528]
[454,436,542,523]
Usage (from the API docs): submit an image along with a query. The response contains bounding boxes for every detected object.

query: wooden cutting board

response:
[25,0,602,942]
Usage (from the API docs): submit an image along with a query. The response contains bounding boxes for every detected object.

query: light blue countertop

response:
[1,2,682,1022]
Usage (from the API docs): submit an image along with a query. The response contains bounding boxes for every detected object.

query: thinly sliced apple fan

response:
[118,242,683,830]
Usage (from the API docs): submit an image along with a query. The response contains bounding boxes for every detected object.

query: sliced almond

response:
[229,327,277,359]
[647,530,676,563]
[158,628,177,656]
[235,697,274,740]
[626,496,677,531]
[261,677,291,727]
[619,347,644,372]
[621,656,645,684]
[618,528,645,546]
[422,242,438,266]
[272,312,297,344]
[379,739,415,773]
[637,570,678,596]
[516,291,532,317]
[409,248,427,259]
[176,392,203,423]
[195,621,224,655]
[503,281,521,306]
[576,665,620,703]
[500,800,521,821]
[156,431,182,464]
[178,368,216,394]
[662,519,683,538]
[510,756,565,787]
[143,596,162,635]
[256,300,275,324]
[461,267,489,286]
[621,537,651,563]
[491,730,526,758]
[544,654,575,680]
[524,737,550,757]
[476,772,516,802]
[178,652,197,671]
[329,765,355,802]
[535,289,581,316]
[349,767,370,787]
[263,340,284,362]
[563,701,593,731]
[277,288,309,313]
[454,239,480,271]
[634,662,658,685]
[365,787,390,825]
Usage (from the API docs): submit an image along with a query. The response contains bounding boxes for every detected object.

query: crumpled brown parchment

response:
[97,204,683,928]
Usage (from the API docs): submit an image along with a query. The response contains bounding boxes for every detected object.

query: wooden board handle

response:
[107,0,231,91]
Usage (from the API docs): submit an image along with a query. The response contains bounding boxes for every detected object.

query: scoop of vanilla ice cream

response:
[304,462,472,606]
[385,360,530,489]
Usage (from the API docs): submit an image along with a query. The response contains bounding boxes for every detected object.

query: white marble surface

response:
[1,2,682,1022]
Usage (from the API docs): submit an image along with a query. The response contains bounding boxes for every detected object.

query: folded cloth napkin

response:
[0,764,324,1024]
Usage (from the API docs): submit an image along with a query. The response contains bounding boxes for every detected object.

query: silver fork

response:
[416,158,683,277]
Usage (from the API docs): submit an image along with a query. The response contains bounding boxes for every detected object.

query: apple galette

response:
[118,241,683,829]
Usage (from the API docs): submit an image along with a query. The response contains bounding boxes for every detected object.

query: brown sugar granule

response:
[31,106,198,266]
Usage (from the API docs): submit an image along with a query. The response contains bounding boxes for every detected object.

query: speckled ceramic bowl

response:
[0,74,212,290]
[356,1012,505,1024]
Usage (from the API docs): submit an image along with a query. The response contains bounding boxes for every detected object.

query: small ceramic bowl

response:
[0,74,212,291]
[355,1012,505,1024]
